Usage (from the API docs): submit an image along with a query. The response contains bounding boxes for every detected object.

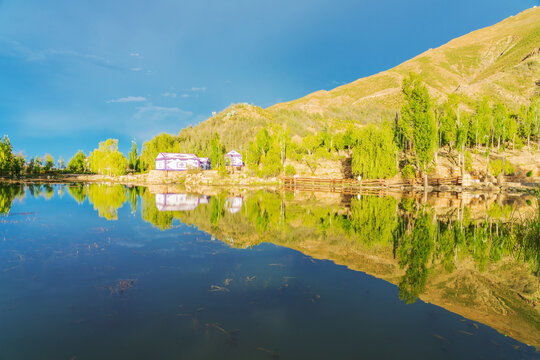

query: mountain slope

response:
[166,7,540,154]
[271,6,540,114]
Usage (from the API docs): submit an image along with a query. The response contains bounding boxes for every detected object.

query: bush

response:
[314,147,332,159]
[527,170,533,177]
[284,165,296,176]
[401,164,416,179]
[489,159,515,176]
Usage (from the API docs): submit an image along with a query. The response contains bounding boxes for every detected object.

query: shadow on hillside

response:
[341,157,353,179]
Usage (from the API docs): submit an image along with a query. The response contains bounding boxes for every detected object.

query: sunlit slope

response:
[172,8,540,152]
[271,7,540,113]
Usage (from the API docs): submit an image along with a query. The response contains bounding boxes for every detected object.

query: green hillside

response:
[141,7,540,167]
[272,6,540,115]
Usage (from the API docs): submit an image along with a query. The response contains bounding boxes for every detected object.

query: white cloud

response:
[107,96,147,103]
[161,92,177,98]
[181,94,190,98]
[190,87,206,92]
[131,67,143,71]
[129,53,140,57]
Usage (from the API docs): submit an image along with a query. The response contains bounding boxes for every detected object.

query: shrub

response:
[489,159,515,176]
[527,170,533,177]
[284,165,296,176]
[401,164,416,179]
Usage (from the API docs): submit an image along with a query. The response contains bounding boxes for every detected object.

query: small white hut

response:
[225,150,243,168]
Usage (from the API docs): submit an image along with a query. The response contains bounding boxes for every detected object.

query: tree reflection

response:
[67,184,87,204]
[87,183,127,220]
[0,184,24,216]
[397,211,435,304]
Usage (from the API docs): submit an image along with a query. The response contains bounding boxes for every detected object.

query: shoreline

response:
[1,171,538,194]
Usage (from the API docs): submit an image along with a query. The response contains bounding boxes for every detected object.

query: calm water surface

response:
[0,184,539,359]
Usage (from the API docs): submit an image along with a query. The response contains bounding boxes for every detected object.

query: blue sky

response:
[0,0,538,160]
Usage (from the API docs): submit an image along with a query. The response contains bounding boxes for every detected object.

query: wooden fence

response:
[282,176,462,193]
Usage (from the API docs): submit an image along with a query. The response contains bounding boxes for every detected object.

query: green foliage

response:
[0,135,15,175]
[67,151,88,173]
[351,124,398,179]
[401,164,416,179]
[210,133,225,169]
[397,210,435,304]
[489,159,515,176]
[87,184,127,220]
[67,184,87,204]
[128,140,139,171]
[303,154,319,175]
[140,133,181,171]
[88,139,128,176]
[401,73,436,171]
[350,196,397,245]
[0,184,24,216]
[464,150,473,172]
[260,143,283,177]
[43,154,54,171]
[284,164,296,176]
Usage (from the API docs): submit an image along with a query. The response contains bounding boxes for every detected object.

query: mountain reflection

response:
[1,183,539,347]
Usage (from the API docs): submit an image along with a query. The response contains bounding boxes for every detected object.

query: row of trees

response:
[0,135,68,176]
[0,135,139,177]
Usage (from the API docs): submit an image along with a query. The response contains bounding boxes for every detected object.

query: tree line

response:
[1,72,538,179]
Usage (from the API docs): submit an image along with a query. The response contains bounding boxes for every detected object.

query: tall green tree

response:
[0,135,14,175]
[209,133,225,170]
[67,150,88,173]
[475,98,492,148]
[88,139,128,176]
[401,73,436,177]
[492,102,507,151]
[43,154,54,171]
[128,140,139,171]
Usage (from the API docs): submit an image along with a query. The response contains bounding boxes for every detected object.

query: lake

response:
[0,183,539,359]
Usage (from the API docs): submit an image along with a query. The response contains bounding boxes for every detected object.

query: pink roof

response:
[156,152,198,160]
[225,150,242,157]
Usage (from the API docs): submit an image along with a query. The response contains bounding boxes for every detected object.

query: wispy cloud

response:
[131,67,143,72]
[161,92,177,98]
[129,53,140,57]
[130,104,196,139]
[0,39,117,69]
[107,96,147,103]
[181,94,190,98]
[189,87,206,92]
[135,105,190,115]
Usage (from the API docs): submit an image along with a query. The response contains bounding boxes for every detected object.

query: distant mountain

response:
[171,7,540,152]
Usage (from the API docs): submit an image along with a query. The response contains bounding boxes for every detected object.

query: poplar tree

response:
[128,140,139,171]
[401,73,436,178]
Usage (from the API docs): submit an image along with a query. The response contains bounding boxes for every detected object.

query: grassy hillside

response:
[272,7,540,115]
[144,7,540,159]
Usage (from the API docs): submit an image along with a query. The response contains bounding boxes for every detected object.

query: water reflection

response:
[1,182,539,354]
